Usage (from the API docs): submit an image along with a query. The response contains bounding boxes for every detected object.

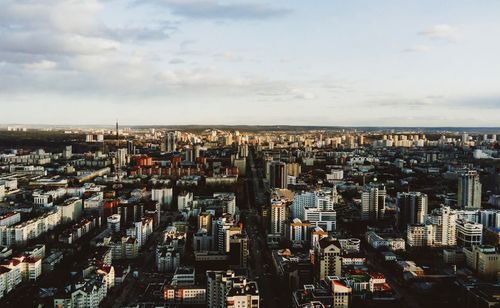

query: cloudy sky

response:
[1,0,499,126]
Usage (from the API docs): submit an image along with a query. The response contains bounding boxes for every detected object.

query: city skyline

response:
[1,0,500,126]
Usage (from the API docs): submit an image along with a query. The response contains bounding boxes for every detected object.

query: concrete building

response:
[269,161,287,189]
[0,209,60,247]
[428,205,457,246]
[397,192,428,229]
[456,219,483,247]
[206,270,247,308]
[314,237,342,281]
[270,199,287,236]
[107,214,121,233]
[287,218,312,247]
[171,267,196,286]
[57,197,83,224]
[151,187,173,209]
[458,171,482,209]
[304,208,336,232]
[330,277,352,308]
[164,285,206,305]
[365,231,405,251]
[177,192,193,211]
[53,275,107,308]
[226,281,259,308]
[407,224,433,247]
[361,184,386,221]
[463,245,500,279]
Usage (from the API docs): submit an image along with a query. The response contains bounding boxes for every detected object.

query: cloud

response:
[149,0,292,20]
[419,24,459,42]
[0,32,120,56]
[24,60,57,70]
[362,96,439,110]
[449,96,500,109]
[169,58,185,64]
[109,25,175,42]
[212,51,244,62]
[290,88,316,100]
[402,44,432,53]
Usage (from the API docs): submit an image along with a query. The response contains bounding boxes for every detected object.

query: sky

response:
[1,0,500,126]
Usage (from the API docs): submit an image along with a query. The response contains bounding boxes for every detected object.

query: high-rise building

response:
[397,192,428,229]
[206,270,246,308]
[184,146,193,162]
[428,205,457,246]
[458,171,482,209]
[198,212,213,233]
[152,187,173,209]
[116,148,127,167]
[165,132,177,153]
[361,184,386,221]
[286,163,301,178]
[287,218,312,246]
[291,191,316,220]
[330,277,352,308]
[62,145,72,159]
[177,192,193,211]
[406,224,433,247]
[270,199,287,236]
[107,214,121,233]
[314,236,342,281]
[269,162,287,189]
[304,208,336,232]
[291,188,337,220]
[229,233,249,268]
[127,140,135,155]
[213,215,238,253]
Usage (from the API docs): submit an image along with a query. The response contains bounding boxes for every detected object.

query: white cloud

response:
[169,58,185,64]
[419,24,459,41]
[24,60,57,70]
[290,88,316,100]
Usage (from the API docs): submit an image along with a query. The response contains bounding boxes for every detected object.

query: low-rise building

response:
[463,245,500,279]
[366,231,405,251]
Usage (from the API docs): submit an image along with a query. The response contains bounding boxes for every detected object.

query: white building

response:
[0,212,21,227]
[361,185,386,221]
[304,208,336,232]
[428,205,457,246]
[366,231,405,251]
[156,245,180,273]
[151,187,173,208]
[171,267,196,286]
[206,270,247,308]
[330,277,352,308]
[456,219,483,247]
[178,192,193,211]
[57,197,83,224]
[406,224,433,247]
[287,218,311,246]
[214,192,237,216]
[107,215,121,233]
[270,199,287,236]
[54,275,108,308]
[226,281,259,308]
[0,209,60,247]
